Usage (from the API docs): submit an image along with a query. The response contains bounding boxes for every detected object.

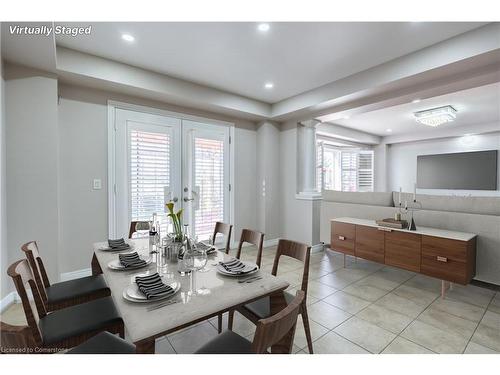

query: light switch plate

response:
[93,179,102,190]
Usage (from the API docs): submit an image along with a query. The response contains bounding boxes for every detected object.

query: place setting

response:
[216,258,261,283]
[108,251,153,271]
[122,272,181,311]
[97,238,134,252]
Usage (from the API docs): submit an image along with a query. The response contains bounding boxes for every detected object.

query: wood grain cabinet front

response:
[331,222,355,255]
[421,235,475,284]
[355,225,385,263]
[385,230,421,273]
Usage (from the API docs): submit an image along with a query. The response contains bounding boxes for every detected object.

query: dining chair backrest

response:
[21,241,49,305]
[251,290,304,354]
[271,239,311,296]
[0,321,35,351]
[235,229,265,267]
[212,222,233,254]
[7,259,46,347]
[129,221,150,239]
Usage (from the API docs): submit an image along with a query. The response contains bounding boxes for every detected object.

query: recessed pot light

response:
[122,34,135,42]
[258,23,270,32]
[386,128,393,133]
[264,82,274,89]
[412,98,421,104]
[342,115,350,120]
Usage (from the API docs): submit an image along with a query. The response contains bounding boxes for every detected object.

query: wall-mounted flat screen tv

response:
[417,150,498,190]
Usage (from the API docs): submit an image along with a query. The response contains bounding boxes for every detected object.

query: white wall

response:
[0,56,9,298]
[5,64,60,282]
[57,84,258,274]
[387,131,500,196]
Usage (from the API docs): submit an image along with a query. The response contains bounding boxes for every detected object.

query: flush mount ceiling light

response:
[121,34,135,42]
[414,105,457,127]
[264,82,274,89]
[257,23,270,32]
[412,98,421,104]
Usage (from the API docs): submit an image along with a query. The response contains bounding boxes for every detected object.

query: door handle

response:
[183,197,194,202]
[437,256,448,263]
[338,236,345,241]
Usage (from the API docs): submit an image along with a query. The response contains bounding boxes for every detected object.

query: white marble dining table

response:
[91,239,290,353]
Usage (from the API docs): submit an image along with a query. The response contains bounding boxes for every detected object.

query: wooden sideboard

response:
[331,217,477,296]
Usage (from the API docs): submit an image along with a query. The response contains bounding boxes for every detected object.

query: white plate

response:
[216,261,259,277]
[98,240,135,252]
[108,255,152,270]
[122,279,181,303]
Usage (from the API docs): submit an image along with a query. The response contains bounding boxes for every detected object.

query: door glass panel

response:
[193,137,224,240]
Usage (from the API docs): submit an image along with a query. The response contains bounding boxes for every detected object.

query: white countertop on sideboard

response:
[331,217,477,242]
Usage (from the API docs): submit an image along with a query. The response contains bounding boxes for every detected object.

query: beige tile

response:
[401,320,469,354]
[278,270,304,287]
[464,341,499,354]
[293,316,329,350]
[155,337,176,354]
[470,311,500,352]
[374,292,427,318]
[312,331,369,354]
[431,298,485,323]
[324,291,371,314]
[373,266,415,284]
[382,337,435,354]
[342,283,388,302]
[168,321,219,354]
[488,293,500,314]
[308,263,335,278]
[404,274,442,294]
[444,284,495,308]
[353,274,400,292]
[208,311,256,337]
[304,280,337,299]
[317,268,371,289]
[343,258,384,273]
[334,316,396,353]
[287,287,320,305]
[418,306,478,339]
[393,284,438,306]
[356,304,413,334]
[307,300,352,329]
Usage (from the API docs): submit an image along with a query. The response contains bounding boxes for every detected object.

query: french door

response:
[112,107,231,241]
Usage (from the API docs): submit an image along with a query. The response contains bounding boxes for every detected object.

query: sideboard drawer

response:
[331,222,355,255]
[355,225,385,263]
[421,253,468,284]
[385,231,421,272]
[421,235,467,262]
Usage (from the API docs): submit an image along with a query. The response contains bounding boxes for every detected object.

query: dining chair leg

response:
[301,304,314,354]
[227,310,235,330]
[217,313,223,334]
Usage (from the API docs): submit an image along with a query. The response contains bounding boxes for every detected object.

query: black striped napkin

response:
[119,252,146,268]
[135,273,174,299]
[108,238,131,250]
[219,259,246,272]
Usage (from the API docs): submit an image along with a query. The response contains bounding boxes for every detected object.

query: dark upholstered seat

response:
[39,297,122,345]
[244,291,295,319]
[68,332,136,354]
[195,330,253,354]
[46,275,109,305]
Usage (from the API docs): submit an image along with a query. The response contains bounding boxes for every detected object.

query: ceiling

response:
[329,82,500,137]
[55,22,486,103]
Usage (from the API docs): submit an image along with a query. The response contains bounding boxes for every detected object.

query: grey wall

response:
[57,83,258,274]
[5,64,60,283]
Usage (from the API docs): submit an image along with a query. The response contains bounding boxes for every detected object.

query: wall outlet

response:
[93,179,102,190]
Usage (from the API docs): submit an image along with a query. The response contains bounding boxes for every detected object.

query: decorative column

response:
[296,119,321,199]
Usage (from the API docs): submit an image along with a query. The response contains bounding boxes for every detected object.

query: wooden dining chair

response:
[212,221,233,254]
[129,221,150,239]
[7,259,124,352]
[0,321,35,353]
[196,291,304,354]
[21,241,110,311]
[67,331,136,354]
[219,229,265,333]
[231,239,314,353]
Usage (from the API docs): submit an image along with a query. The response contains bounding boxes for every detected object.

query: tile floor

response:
[2,246,500,354]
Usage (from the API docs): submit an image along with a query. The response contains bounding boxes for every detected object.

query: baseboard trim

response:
[60,268,92,282]
[311,242,325,253]
[263,238,280,248]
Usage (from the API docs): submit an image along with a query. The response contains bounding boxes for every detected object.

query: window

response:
[316,142,374,192]
[129,129,171,222]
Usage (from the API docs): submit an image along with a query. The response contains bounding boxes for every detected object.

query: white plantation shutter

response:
[129,129,170,222]
[316,141,324,191]
[194,137,224,241]
[357,151,374,192]
[341,151,358,191]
